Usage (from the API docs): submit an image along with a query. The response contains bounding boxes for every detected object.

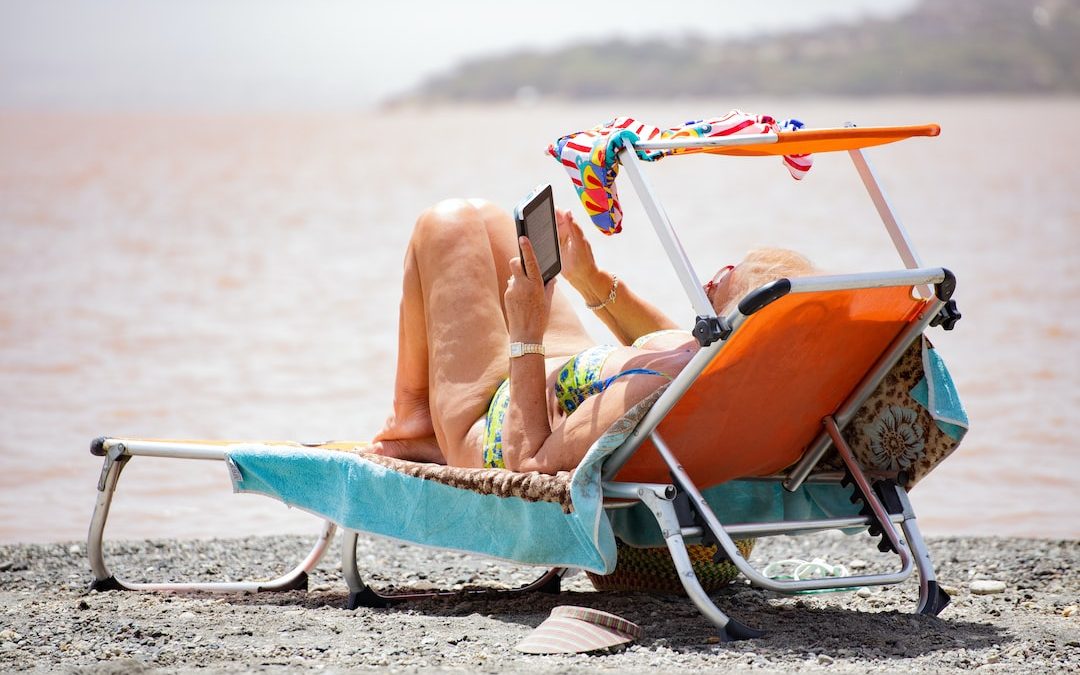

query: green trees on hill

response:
[392,0,1079,103]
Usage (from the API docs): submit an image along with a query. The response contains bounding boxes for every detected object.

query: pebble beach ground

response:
[1,532,1076,673]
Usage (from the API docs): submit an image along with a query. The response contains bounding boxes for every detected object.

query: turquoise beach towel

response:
[225,389,863,574]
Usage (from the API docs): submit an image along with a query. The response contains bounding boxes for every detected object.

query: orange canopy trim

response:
[679,124,941,158]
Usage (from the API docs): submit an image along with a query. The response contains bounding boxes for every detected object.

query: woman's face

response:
[704,264,736,313]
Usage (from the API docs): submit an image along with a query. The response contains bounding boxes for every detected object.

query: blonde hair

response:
[713,248,816,315]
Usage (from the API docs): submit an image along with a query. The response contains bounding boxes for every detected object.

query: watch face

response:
[509,342,541,358]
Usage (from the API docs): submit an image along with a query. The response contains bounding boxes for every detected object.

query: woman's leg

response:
[373,199,594,465]
[470,200,595,359]
[373,238,436,443]
[371,199,512,466]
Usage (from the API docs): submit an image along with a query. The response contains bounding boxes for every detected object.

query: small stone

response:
[704,636,721,644]
[969,580,1006,595]
[818,654,835,665]
[1063,605,1078,617]
[68,545,81,555]
[77,600,89,610]
[848,559,867,570]
[856,588,872,598]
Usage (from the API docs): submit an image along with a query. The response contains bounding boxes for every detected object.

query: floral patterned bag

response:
[824,335,969,489]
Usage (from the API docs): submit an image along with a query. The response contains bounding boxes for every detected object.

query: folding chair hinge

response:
[692,315,731,347]
[843,471,909,553]
[670,478,728,562]
[876,474,915,520]
[97,444,129,492]
[929,299,961,330]
[930,269,960,330]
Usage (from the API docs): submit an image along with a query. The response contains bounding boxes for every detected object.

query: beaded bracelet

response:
[586,275,619,311]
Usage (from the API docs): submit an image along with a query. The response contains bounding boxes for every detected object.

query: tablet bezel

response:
[514,184,562,284]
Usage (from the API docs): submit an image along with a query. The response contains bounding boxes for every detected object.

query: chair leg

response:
[636,485,763,641]
[340,529,564,610]
[895,495,951,616]
[829,422,950,617]
[640,433,914,597]
[87,446,335,593]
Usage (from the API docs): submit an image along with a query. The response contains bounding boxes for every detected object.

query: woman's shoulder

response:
[630,329,696,351]
[607,340,695,381]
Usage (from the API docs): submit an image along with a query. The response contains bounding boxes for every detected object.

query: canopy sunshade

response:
[548,113,941,235]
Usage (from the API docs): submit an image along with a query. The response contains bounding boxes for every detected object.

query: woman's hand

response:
[505,237,556,343]
[556,207,616,307]
[555,208,600,291]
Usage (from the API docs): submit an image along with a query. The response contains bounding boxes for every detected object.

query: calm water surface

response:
[1,98,1077,543]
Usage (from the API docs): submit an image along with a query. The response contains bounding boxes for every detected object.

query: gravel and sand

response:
[1,532,1076,673]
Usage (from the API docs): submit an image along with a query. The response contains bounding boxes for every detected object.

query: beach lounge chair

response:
[87,120,967,641]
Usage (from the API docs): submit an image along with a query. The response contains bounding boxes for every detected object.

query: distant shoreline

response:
[392,0,1080,105]
[0,92,1076,118]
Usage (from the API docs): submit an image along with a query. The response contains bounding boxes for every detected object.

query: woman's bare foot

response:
[367,436,445,464]
[373,394,435,442]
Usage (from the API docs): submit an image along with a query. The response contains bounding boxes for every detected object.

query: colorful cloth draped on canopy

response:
[547,111,813,235]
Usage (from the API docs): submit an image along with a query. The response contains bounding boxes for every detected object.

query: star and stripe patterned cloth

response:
[547,111,813,235]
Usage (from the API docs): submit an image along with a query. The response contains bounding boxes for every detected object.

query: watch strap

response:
[509,342,545,358]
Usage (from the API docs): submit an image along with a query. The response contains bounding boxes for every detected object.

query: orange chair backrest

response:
[614,284,929,486]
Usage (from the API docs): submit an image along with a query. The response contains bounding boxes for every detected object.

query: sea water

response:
[0,97,1077,543]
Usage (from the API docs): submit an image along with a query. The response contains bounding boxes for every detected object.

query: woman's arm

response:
[573,266,678,346]
[501,237,557,471]
[514,366,669,474]
[557,210,677,345]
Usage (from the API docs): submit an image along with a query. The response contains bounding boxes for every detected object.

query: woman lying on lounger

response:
[369,198,814,474]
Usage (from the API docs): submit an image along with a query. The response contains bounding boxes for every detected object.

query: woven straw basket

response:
[586,538,754,594]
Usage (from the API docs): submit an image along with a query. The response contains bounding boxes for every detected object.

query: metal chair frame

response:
[87,128,957,640]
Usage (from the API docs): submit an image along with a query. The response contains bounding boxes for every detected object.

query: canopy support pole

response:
[617,146,715,318]
[845,122,930,298]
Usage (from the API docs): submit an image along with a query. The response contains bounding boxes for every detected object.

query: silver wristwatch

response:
[509,342,545,358]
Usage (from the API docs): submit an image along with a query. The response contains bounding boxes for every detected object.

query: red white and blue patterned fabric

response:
[547,111,813,235]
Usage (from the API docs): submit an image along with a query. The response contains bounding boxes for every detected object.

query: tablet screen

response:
[516,185,561,283]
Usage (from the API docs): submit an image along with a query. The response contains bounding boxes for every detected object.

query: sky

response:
[0,0,918,110]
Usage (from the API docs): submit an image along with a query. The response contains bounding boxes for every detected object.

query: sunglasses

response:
[704,265,735,295]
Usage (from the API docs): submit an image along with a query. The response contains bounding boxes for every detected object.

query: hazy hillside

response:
[391,0,1078,103]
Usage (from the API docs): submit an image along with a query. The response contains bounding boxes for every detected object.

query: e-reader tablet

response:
[513,184,561,284]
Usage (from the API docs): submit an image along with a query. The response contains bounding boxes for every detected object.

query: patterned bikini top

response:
[554,344,668,414]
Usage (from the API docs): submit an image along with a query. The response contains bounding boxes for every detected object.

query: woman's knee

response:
[466,198,513,229]
[410,198,518,276]
[412,198,487,245]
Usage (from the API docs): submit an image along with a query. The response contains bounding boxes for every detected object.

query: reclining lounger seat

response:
[87,122,967,641]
